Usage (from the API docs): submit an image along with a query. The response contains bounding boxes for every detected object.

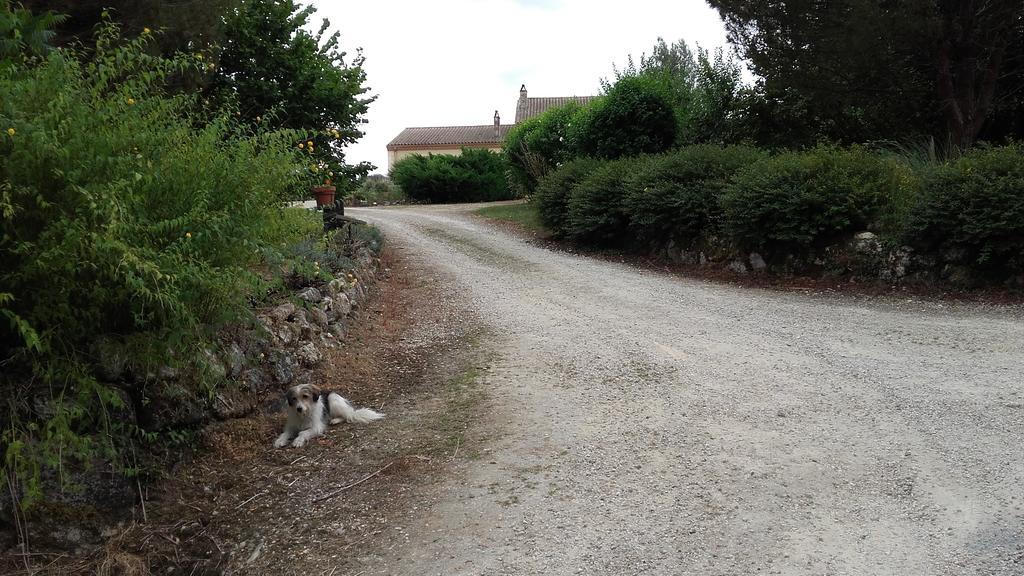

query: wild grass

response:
[474,202,544,233]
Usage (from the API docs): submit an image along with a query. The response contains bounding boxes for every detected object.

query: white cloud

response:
[310,0,731,174]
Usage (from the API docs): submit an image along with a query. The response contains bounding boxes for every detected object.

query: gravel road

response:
[349,203,1024,576]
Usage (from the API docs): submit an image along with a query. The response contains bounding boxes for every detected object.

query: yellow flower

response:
[195,53,204,61]
[311,165,319,173]
[5,128,13,137]
[306,140,313,148]
[256,116,262,123]
[185,232,192,239]
[298,142,304,149]
[142,27,151,35]
[127,98,136,105]
[206,62,215,72]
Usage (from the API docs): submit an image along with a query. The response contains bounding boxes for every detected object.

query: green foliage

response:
[1,0,66,61]
[532,157,601,236]
[23,0,237,59]
[213,0,375,188]
[902,145,1024,279]
[720,146,908,258]
[503,101,588,193]
[352,176,405,204]
[680,48,745,145]
[605,39,746,146]
[0,24,312,504]
[576,75,677,159]
[625,145,767,247]
[390,148,514,204]
[565,156,650,244]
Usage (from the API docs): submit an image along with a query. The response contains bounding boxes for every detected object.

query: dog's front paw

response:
[274,435,291,448]
[291,436,307,448]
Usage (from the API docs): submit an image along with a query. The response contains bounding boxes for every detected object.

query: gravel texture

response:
[350,203,1024,576]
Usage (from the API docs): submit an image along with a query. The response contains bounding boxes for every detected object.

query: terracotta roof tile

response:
[515,96,597,123]
[387,125,513,148]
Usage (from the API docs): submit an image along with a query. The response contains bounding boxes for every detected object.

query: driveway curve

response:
[348,203,1024,576]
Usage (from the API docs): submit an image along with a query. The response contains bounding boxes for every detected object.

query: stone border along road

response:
[348,202,1024,576]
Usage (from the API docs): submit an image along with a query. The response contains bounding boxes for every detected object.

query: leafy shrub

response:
[504,102,589,193]
[565,156,650,244]
[352,176,405,204]
[0,0,66,61]
[533,157,602,236]
[0,27,310,503]
[720,146,906,259]
[575,75,678,159]
[390,148,513,203]
[902,144,1024,278]
[625,145,767,247]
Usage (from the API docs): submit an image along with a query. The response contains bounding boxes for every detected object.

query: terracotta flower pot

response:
[311,185,336,208]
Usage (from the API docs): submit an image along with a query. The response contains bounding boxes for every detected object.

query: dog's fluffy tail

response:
[327,392,384,424]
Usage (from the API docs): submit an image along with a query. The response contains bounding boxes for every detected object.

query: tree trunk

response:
[934,0,1012,150]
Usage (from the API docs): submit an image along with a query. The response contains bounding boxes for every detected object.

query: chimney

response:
[519,84,527,100]
[494,110,501,138]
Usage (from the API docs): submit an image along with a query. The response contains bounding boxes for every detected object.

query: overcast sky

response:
[312,0,732,174]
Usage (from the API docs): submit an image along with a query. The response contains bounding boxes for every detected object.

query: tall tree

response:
[931,0,1024,148]
[708,0,1024,149]
[604,37,746,145]
[213,0,375,182]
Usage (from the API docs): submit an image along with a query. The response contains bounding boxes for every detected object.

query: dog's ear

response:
[306,384,321,402]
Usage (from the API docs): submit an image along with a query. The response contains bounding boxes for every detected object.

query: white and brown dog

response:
[274,383,384,448]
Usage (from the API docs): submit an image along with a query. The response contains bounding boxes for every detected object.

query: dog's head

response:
[285,383,321,416]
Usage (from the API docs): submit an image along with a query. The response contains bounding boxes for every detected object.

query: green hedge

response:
[720,146,908,259]
[533,157,602,236]
[565,156,650,244]
[533,143,1024,285]
[903,145,1024,279]
[625,145,767,247]
[389,148,513,203]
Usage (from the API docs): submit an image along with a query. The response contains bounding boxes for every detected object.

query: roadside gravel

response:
[350,203,1024,576]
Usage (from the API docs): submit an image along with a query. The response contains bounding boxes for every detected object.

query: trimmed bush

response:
[575,75,678,160]
[720,146,906,260]
[903,145,1024,279]
[624,145,767,247]
[565,156,650,244]
[389,148,513,203]
[533,157,602,236]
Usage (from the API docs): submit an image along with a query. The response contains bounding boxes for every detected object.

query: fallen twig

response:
[313,462,393,504]
[235,491,265,510]
[137,477,148,523]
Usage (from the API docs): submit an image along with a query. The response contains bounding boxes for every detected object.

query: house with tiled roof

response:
[386,85,596,170]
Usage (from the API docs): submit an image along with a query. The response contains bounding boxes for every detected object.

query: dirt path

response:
[60,246,492,576]
[342,203,1024,576]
